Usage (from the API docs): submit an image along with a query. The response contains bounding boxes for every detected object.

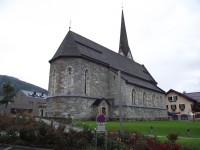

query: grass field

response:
[76,120,200,138]
[75,120,200,149]
[159,137,200,150]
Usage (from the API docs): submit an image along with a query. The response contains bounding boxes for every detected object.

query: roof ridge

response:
[186,92,200,94]
[70,31,142,66]
[166,89,197,102]
[50,30,160,91]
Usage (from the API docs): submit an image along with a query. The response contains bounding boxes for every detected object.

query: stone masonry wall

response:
[108,70,126,106]
[47,57,167,120]
[111,106,167,120]
[125,84,166,108]
[46,96,95,119]
[48,58,109,98]
[47,58,110,119]
[109,83,167,119]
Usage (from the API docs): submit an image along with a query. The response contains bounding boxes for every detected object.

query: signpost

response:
[95,113,107,150]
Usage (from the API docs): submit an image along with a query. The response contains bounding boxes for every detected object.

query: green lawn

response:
[75,120,200,138]
[75,120,200,149]
[159,137,200,150]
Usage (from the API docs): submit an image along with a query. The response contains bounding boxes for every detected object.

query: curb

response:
[0,143,53,150]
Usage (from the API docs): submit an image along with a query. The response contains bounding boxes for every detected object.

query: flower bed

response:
[0,114,193,150]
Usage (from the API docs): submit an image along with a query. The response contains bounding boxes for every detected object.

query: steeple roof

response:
[119,10,133,60]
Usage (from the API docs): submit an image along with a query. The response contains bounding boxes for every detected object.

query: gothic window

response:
[132,89,136,104]
[52,68,56,95]
[152,94,155,107]
[66,67,73,93]
[84,69,89,94]
[143,92,146,106]
[160,96,163,107]
[68,67,72,75]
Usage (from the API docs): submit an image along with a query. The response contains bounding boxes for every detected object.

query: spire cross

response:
[69,20,72,31]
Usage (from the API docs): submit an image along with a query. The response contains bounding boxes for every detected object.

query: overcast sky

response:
[0,0,200,93]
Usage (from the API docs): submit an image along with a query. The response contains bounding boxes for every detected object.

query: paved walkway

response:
[41,119,83,132]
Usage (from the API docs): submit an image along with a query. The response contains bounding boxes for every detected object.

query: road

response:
[0,145,51,150]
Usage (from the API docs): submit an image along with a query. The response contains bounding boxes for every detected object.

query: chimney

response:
[40,93,44,98]
[33,91,36,97]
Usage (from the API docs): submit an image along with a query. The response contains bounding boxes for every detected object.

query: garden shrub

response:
[6,126,18,138]
[0,115,193,150]
[167,132,179,142]
[19,127,36,143]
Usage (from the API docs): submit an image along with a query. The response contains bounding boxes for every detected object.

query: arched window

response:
[152,94,155,107]
[143,92,146,106]
[160,96,163,107]
[132,89,136,104]
[68,67,72,75]
[66,67,73,93]
[84,69,89,94]
[52,68,56,95]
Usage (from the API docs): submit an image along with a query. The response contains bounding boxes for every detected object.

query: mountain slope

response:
[0,75,48,96]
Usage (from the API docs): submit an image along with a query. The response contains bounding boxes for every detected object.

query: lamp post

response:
[118,71,123,133]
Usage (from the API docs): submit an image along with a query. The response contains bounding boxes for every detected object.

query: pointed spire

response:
[119,10,133,60]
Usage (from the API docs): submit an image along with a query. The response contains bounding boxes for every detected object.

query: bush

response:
[19,127,36,143]
[167,132,179,142]
[6,126,18,138]
[0,135,13,144]
[0,115,192,150]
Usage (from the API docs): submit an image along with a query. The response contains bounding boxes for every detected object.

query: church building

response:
[46,10,168,120]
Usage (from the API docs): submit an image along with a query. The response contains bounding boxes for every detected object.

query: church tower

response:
[119,10,133,60]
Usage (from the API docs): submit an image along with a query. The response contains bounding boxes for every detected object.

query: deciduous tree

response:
[0,82,15,114]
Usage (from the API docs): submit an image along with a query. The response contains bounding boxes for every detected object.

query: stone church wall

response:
[125,84,165,108]
[80,59,109,98]
[46,96,96,119]
[109,83,167,120]
[48,58,109,98]
[108,70,127,106]
[110,106,167,120]
[47,58,111,119]
[47,57,167,120]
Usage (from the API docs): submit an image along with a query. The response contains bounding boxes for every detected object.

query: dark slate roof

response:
[50,31,164,93]
[166,89,198,102]
[119,10,132,58]
[92,98,111,106]
[184,92,200,103]
[21,90,47,99]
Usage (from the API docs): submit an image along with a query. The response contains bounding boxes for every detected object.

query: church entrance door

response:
[102,107,106,115]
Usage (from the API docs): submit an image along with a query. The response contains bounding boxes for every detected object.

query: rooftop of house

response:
[21,90,47,99]
[184,92,200,103]
[166,89,200,103]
